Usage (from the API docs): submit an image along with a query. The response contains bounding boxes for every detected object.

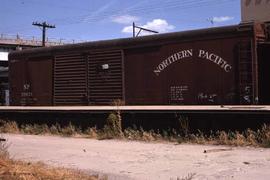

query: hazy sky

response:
[1,0,240,42]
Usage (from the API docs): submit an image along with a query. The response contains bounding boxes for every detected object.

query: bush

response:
[98,113,123,139]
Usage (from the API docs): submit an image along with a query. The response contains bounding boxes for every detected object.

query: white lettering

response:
[158,63,165,70]
[153,49,192,75]
[153,49,233,76]
[186,49,193,57]
[198,49,232,73]
[209,53,216,62]
[154,69,161,76]
[224,64,232,72]
[198,49,205,58]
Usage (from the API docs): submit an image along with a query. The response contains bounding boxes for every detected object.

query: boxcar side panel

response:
[27,57,53,105]
[9,56,53,106]
[124,46,165,105]
[9,59,27,105]
[124,36,254,105]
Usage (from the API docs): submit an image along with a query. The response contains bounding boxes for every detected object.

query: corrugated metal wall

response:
[54,54,88,105]
[88,50,123,105]
[53,50,124,105]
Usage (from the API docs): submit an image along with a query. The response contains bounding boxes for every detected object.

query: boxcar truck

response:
[8,22,270,106]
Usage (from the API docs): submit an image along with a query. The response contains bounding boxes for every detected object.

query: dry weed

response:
[0,157,97,180]
[0,137,9,159]
[177,115,189,137]
[141,131,156,141]
[0,120,19,133]
[177,172,196,180]
[190,131,207,144]
[99,112,123,139]
[217,131,230,145]
[21,124,51,135]
[124,128,141,140]
[84,127,98,138]
[61,122,78,136]
[0,137,97,180]
[245,129,258,146]
[49,123,61,135]
[259,124,270,147]
[232,131,247,146]
[0,120,269,148]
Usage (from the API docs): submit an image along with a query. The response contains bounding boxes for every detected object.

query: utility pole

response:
[133,22,136,38]
[132,22,158,37]
[32,21,55,46]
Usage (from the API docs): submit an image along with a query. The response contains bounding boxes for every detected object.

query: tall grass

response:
[0,118,269,147]
[0,120,19,134]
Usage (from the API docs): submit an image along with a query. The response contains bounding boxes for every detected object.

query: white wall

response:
[0,52,9,61]
[241,0,270,22]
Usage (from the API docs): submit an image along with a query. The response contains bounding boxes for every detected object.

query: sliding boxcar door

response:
[88,50,124,105]
[27,57,53,105]
[54,54,88,105]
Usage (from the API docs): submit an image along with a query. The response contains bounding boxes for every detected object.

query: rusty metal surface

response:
[254,23,267,41]
[54,53,87,105]
[8,22,270,106]
[9,58,26,105]
[27,57,53,105]
[88,50,123,105]
[124,37,255,105]
[258,43,270,104]
[237,40,254,104]
[9,56,52,106]
[53,50,124,105]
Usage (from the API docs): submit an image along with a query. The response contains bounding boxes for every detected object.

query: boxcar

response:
[8,22,270,106]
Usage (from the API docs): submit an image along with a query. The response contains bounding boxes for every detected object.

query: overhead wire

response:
[50,0,236,26]
[3,0,237,34]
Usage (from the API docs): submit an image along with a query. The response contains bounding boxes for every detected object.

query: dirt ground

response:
[3,134,270,180]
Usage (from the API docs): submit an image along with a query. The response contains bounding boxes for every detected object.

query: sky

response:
[1,0,240,42]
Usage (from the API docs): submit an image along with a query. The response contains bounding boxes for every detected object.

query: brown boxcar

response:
[8,22,270,106]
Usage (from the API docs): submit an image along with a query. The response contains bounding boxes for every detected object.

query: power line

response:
[60,0,211,24]
[17,0,93,13]
[32,0,215,26]
[51,0,235,26]
[5,0,236,30]
[3,0,237,34]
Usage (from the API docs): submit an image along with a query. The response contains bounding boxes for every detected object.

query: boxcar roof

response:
[9,23,254,58]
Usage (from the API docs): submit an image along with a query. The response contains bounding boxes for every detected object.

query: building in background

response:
[0,60,9,105]
[241,0,270,22]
